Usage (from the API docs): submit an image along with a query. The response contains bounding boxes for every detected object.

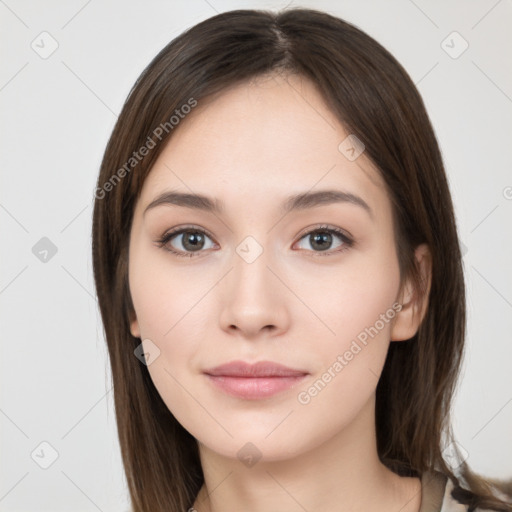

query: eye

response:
[156,224,354,258]
[293,225,353,256]
[156,226,216,258]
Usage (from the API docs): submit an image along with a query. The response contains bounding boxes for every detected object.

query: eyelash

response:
[155,224,354,258]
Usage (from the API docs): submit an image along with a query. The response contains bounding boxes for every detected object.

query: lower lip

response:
[205,374,308,399]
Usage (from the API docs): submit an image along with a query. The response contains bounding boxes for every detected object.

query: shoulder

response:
[427,469,511,512]
[440,475,474,511]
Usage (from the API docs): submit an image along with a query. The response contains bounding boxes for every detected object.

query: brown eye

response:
[177,230,207,251]
[157,227,216,257]
[294,226,353,256]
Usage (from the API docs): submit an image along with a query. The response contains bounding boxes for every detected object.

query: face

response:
[128,72,405,462]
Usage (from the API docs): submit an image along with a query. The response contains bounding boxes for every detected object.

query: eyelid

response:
[295,223,353,243]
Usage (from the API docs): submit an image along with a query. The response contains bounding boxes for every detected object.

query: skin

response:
[128,72,432,512]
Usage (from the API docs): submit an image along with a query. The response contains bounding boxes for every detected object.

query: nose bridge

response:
[218,232,290,336]
[231,233,275,302]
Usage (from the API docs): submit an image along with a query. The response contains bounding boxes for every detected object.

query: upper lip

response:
[204,360,309,377]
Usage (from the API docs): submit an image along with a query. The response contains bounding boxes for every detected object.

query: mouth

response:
[203,360,309,400]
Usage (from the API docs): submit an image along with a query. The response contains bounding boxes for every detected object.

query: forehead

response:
[137,73,388,216]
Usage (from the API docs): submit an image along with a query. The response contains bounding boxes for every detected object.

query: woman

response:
[92,8,512,512]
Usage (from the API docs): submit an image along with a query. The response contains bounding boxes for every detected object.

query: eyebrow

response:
[143,189,373,219]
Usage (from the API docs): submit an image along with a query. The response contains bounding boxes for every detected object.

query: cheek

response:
[129,241,210,338]
[290,241,401,411]
[128,245,215,410]
[293,243,401,348]
[290,258,400,441]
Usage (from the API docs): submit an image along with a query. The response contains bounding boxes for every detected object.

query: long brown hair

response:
[91,8,512,511]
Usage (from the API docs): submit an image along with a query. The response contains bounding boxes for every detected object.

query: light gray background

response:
[1,0,511,510]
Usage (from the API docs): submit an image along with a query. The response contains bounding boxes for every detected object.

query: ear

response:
[129,310,141,338]
[391,243,432,342]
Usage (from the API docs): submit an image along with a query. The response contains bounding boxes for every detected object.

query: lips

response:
[203,360,308,378]
[203,360,309,400]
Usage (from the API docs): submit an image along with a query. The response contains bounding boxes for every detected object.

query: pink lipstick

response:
[203,360,308,400]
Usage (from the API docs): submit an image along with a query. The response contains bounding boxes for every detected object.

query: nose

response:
[218,243,291,340]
